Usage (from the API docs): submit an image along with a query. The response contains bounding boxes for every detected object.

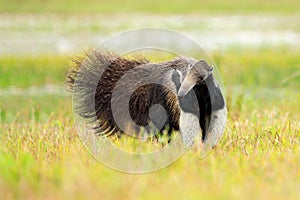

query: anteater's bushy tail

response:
[65,50,149,136]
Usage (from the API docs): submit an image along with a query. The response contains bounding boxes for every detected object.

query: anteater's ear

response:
[178,60,213,97]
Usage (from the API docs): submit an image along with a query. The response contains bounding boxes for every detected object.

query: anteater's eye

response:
[189,64,193,68]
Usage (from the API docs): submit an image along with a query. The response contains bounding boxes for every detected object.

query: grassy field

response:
[0,47,300,199]
[1,0,300,199]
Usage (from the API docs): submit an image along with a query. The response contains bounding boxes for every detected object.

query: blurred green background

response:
[1,0,300,13]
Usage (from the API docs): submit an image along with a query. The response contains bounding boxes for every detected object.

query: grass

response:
[212,47,300,89]
[0,45,299,199]
[1,0,299,197]
[0,0,300,14]
[0,95,71,123]
[1,47,300,89]
[0,55,70,88]
[0,106,299,199]
[1,46,299,122]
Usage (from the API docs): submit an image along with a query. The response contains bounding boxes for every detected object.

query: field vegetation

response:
[0,1,300,199]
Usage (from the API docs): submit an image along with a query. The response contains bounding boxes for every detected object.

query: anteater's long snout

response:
[178,78,195,97]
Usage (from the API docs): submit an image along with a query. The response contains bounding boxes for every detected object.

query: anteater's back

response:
[66,50,196,137]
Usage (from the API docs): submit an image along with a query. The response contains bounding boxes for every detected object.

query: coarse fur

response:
[66,50,226,143]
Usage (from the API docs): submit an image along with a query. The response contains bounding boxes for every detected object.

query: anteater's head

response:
[178,60,213,97]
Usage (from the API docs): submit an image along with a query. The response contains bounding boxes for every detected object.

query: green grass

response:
[1,0,300,197]
[212,47,300,89]
[0,95,71,123]
[0,0,300,14]
[1,47,299,89]
[0,55,70,88]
